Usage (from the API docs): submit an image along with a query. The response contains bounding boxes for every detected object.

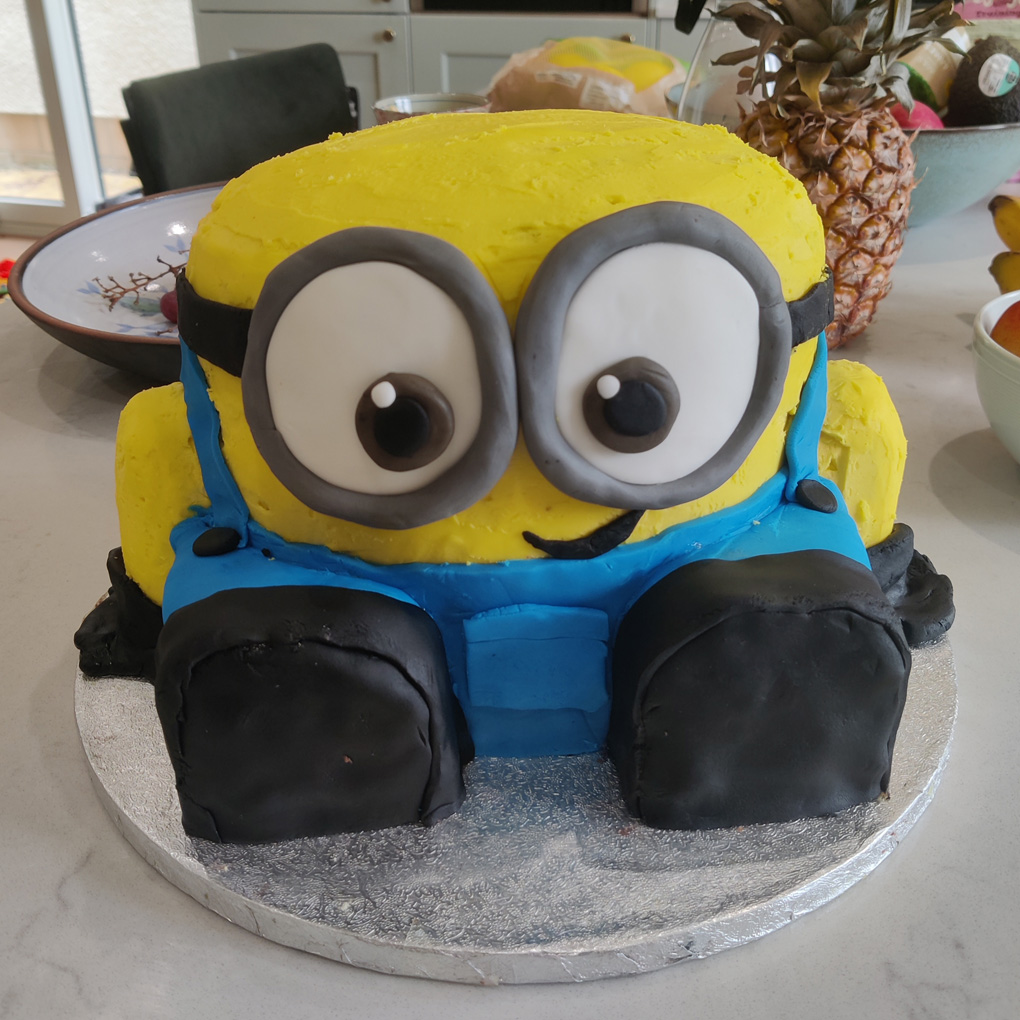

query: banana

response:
[989,194,1020,252]
[989,251,1020,293]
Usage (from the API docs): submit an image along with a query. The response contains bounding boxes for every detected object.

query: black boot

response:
[867,522,955,647]
[155,585,467,842]
[75,548,164,681]
[608,551,911,830]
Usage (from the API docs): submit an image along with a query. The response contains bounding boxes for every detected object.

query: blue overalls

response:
[164,336,869,757]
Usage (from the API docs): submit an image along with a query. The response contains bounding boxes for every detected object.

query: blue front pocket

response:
[462,604,610,756]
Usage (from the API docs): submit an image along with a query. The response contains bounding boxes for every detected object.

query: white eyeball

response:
[244,227,518,529]
[555,242,760,485]
[516,203,792,511]
[263,260,482,496]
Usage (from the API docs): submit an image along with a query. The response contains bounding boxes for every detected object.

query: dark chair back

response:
[121,43,356,195]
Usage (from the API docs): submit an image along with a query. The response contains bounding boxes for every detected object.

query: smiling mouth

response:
[522,509,645,560]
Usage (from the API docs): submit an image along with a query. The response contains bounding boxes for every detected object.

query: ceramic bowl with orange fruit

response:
[974,290,1020,463]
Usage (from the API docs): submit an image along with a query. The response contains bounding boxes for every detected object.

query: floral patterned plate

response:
[8,185,219,384]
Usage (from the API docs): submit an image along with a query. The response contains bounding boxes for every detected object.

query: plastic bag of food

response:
[486,36,687,119]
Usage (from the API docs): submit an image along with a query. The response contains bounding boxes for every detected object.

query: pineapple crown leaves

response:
[713,0,964,116]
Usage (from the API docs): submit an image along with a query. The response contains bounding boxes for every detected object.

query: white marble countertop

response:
[2,193,1019,1019]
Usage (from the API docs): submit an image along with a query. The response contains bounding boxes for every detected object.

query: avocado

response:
[945,35,1020,126]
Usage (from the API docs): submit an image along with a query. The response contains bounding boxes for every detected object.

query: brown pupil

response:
[603,379,667,438]
[374,395,430,459]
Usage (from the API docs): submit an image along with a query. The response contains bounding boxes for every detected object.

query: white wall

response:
[0,0,198,119]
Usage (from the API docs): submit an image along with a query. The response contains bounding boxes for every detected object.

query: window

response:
[0,0,197,236]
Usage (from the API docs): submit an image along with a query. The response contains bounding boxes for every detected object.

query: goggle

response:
[178,202,833,530]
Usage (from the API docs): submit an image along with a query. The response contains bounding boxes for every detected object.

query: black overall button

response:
[794,478,838,514]
[192,527,242,558]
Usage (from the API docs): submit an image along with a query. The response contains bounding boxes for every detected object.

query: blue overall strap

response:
[784,334,829,502]
[178,343,250,542]
[165,344,417,620]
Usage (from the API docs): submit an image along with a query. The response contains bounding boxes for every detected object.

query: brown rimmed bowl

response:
[8,184,220,384]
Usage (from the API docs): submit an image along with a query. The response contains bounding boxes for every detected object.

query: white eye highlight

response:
[555,243,760,486]
[263,261,482,496]
[371,380,397,408]
[596,374,621,400]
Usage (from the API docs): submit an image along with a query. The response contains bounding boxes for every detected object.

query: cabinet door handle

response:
[381,28,397,42]
[619,33,636,44]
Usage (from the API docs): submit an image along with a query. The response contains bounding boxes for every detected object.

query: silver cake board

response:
[75,638,956,985]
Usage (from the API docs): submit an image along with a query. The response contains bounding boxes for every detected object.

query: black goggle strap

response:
[176,263,835,378]
[788,269,834,347]
[176,271,251,377]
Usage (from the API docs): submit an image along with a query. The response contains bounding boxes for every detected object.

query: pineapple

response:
[713,0,963,348]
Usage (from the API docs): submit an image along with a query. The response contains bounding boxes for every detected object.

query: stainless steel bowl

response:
[372,92,490,124]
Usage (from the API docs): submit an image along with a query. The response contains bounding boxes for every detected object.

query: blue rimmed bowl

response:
[910,123,1020,227]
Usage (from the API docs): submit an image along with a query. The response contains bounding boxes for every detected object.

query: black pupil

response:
[602,379,667,437]
[373,396,430,459]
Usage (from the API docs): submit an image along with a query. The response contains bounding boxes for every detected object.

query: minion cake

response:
[76,110,953,843]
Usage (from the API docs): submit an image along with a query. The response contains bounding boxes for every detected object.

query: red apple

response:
[991,298,1020,358]
[890,101,944,131]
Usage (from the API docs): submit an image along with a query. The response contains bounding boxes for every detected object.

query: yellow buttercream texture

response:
[116,382,209,605]
[188,110,825,317]
[819,360,906,549]
[113,110,906,602]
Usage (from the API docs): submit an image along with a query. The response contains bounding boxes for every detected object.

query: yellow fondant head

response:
[184,110,828,565]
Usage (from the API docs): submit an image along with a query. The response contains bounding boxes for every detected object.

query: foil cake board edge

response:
[74,637,957,985]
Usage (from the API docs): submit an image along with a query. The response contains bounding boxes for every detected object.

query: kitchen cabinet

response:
[655,15,708,70]
[408,14,650,93]
[191,2,708,126]
[193,11,412,127]
[195,0,410,12]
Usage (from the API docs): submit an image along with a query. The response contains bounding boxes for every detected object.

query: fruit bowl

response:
[973,290,1020,464]
[8,185,220,384]
[910,123,1020,228]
